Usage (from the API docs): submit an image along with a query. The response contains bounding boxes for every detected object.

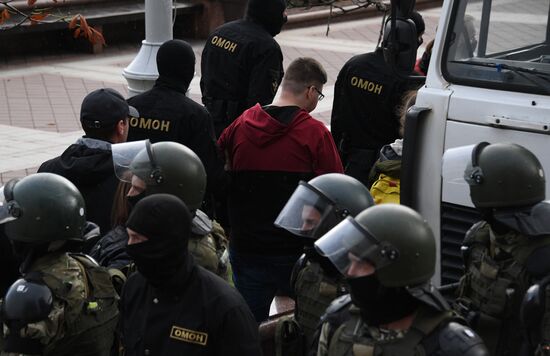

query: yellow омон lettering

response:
[160,120,170,132]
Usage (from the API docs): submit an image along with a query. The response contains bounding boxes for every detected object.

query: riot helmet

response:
[315,204,435,287]
[315,204,436,325]
[275,173,374,239]
[0,173,86,243]
[113,140,207,211]
[3,278,53,325]
[443,142,545,208]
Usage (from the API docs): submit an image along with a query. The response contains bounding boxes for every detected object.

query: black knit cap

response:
[245,0,286,36]
[126,193,192,246]
[156,39,196,88]
[410,11,425,37]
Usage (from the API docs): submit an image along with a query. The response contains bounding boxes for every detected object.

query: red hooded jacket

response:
[218,104,343,255]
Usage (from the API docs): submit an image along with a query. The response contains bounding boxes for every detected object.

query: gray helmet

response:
[275,173,374,239]
[3,278,53,324]
[315,204,435,287]
[114,140,207,211]
[0,173,86,243]
[466,142,545,208]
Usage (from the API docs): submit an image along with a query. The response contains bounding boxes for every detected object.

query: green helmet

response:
[0,173,86,243]
[275,173,374,239]
[466,142,545,208]
[315,204,435,287]
[123,141,206,211]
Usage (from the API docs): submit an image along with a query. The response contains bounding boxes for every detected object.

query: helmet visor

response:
[0,185,17,224]
[442,144,478,188]
[112,140,149,183]
[274,182,338,239]
[314,217,398,276]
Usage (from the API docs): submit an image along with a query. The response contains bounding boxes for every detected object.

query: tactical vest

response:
[327,305,454,356]
[295,260,347,346]
[30,252,119,356]
[188,220,231,282]
[456,222,550,355]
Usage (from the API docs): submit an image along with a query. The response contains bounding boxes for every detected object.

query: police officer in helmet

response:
[313,204,488,355]
[0,173,118,355]
[273,173,374,351]
[90,140,230,281]
[444,142,550,355]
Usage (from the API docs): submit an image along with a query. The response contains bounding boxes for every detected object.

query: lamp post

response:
[123,0,172,97]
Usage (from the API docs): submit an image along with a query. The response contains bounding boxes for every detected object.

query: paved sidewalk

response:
[0,7,441,184]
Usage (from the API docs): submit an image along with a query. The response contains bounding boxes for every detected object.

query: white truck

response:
[398,0,550,285]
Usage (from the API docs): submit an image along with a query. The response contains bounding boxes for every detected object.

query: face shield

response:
[314,216,399,276]
[442,142,490,187]
[112,140,164,187]
[0,180,20,225]
[274,182,348,239]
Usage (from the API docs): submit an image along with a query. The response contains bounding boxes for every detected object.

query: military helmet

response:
[275,173,374,239]
[465,142,545,208]
[113,140,206,210]
[315,204,435,287]
[0,173,86,243]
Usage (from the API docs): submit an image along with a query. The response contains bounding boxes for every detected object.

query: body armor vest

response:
[327,305,453,356]
[294,260,347,346]
[456,221,550,355]
[12,252,119,356]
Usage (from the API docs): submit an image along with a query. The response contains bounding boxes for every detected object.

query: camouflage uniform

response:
[1,253,118,356]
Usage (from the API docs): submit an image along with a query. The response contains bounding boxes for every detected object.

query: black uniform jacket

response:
[38,139,117,238]
[127,83,227,198]
[119,258,261,356]
[200,19,284,136]
[331,49,413,157]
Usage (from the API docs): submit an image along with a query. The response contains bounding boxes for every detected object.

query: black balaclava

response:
[410,11,425,38]
[245,0,287,37]
[156,39,196,93]
[126,194,192,287]
[347,274,420,326]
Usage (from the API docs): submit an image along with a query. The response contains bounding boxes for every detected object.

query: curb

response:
[286,0,442,29]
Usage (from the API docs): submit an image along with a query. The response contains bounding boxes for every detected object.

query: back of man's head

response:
[245,0,287,37]
[282,57,327,96]
[156,39,195,89]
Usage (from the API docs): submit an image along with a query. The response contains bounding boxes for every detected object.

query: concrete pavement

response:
[0,6,441,183]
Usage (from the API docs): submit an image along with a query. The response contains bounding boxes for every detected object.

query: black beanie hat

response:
[245,0,286,36]
[126,193,192,246]
[410,11,425,37]
[156,39,196,88]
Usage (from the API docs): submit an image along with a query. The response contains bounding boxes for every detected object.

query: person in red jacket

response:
[218,57,343,322]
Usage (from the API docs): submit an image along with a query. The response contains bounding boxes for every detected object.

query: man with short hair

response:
[39,88,138,243]
[218,57,343,322]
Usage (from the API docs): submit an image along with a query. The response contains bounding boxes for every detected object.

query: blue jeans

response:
[229,247,300,322]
